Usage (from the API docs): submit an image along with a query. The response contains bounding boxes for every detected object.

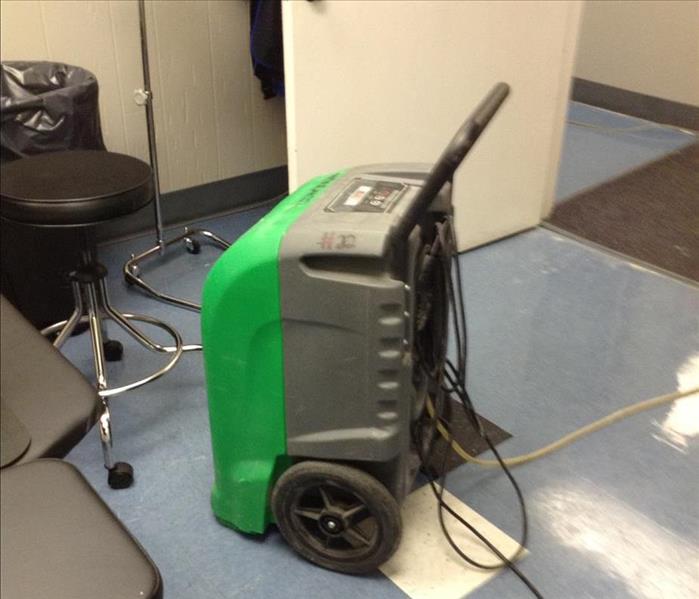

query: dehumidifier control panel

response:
[326,178,407,213]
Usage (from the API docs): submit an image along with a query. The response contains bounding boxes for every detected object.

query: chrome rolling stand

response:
[123,0,231,323]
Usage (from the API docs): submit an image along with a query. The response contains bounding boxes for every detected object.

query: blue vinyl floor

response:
[556,102,696,201]
[64,103,699,598]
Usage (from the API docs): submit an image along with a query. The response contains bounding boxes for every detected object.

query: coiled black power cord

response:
[412,217,544,598]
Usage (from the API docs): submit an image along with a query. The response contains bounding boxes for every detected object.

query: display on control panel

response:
[326,178,406,213]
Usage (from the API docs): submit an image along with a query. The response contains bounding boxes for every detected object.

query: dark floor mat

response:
[423,400,511,476]
[548,143,699,282]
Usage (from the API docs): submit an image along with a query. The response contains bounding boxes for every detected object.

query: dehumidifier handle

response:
[396,82,510,238]
[433,81,510,180]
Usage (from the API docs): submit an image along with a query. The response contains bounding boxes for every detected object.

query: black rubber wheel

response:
[271,461,402,574]
[103,339,124,362]
[184,237,201,254]
[108,462,134,489]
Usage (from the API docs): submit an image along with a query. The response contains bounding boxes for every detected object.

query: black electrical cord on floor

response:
[416,424,543,599]
[414,382,542,598]
[412,217,544,598]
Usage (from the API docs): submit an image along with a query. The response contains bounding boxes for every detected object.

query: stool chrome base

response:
[42,269,183,488]
[123,227,230,321]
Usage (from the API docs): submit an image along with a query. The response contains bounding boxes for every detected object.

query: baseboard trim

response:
[96,165,288,243]
[572,78,699,131]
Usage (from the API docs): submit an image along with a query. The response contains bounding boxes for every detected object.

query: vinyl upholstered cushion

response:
[0,459,162,599]
[0,151,153,226]
[0,296,100,462]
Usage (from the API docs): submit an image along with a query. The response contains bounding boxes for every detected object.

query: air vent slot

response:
[301,255,385,277]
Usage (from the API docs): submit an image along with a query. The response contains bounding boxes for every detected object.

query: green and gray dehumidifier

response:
[202,83,510,574]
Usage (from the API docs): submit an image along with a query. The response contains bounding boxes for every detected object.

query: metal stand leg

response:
[123,227,230,316]
[43,311,183,399]
[52,280,83,349]
[82,280,134,488]
[97,399,134,489]
[84,279,114,471]
[99,277,195,353]
[124,0,231,325]
[98,403,115,470]
[86,282,108,391]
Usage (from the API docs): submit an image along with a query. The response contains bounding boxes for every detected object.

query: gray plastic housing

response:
[279,164,452,501]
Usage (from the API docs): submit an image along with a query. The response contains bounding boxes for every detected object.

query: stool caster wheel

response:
[104,339,124,362]
[184,237,201,254]
[108,462,134,489]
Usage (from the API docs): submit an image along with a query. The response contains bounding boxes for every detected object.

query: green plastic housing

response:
[201,172,343,534]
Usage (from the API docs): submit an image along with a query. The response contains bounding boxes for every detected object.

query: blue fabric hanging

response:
[250,0,284,99]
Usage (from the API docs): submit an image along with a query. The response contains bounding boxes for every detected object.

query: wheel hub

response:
[319,514,345,536]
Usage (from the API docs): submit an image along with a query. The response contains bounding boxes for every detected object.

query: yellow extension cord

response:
[425,386,699,468]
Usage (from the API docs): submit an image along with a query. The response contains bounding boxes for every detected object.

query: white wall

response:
[0,0,287,193]
[283,0,582,250]
[575,0,699,106]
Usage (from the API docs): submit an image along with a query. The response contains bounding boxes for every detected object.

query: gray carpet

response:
[549,143,699,282]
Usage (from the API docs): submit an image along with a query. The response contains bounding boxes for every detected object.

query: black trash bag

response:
[1,61,106,162]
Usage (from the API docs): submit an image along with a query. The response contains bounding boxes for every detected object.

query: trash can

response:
[1,61,106,328]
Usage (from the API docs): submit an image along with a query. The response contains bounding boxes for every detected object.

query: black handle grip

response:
[396,82,510,238]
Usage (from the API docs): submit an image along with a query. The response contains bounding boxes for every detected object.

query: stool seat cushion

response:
[0,150,153,226]
[1,459,162,599]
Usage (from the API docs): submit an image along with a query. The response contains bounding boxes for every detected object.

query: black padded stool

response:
[0,151,183,488]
